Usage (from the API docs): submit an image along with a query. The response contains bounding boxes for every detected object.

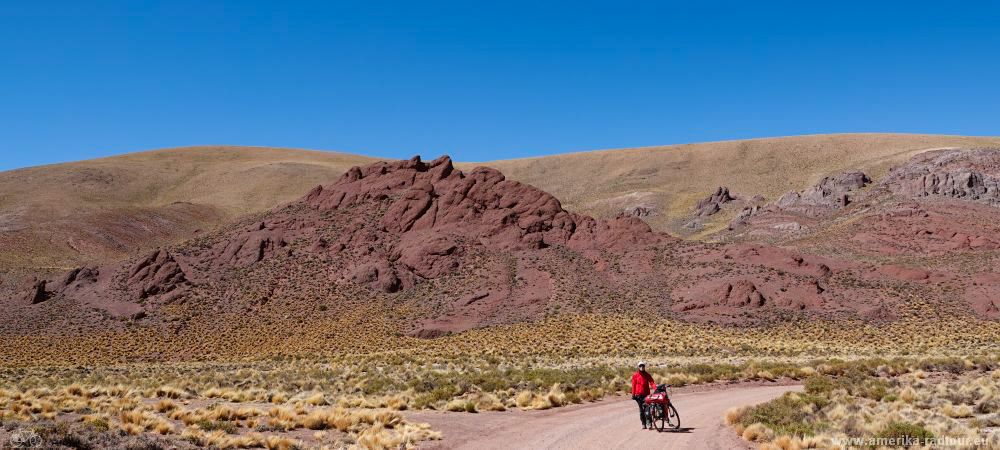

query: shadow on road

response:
[656,427,695,433]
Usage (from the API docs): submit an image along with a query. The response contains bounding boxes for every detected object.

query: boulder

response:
[695,187,735,216]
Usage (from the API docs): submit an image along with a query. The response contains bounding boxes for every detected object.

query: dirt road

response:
[409,383,801,450]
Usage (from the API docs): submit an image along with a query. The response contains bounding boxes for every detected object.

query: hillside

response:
[476,133,1000,237]
[0,146,376,273]
[6,148,1000,365]
[5,134,999,277]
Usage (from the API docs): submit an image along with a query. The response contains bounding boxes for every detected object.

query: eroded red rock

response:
[128,249,188,300]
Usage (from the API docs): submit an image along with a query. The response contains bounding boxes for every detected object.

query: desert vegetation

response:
[726,360,1000,449]
[3,313,1000,448]
[0,370,442,449]
[4,313,1000,367]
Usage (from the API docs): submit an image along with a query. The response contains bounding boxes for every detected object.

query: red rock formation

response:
[307,156,662,252]
[215,222,288,267]
[300,155,666,292]
[127,249,188,300]
[712,279,767,307]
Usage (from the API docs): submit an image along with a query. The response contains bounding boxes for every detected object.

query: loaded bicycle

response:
[643,383,681,431]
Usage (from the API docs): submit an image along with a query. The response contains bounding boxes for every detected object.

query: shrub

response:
[741,423,773,441]
[514,390,534,408]
[876,421,934,446]
[735,393,821,437]
[804,375,835,395]
[196,420,238,434]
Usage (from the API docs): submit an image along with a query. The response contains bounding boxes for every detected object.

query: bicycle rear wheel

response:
[652,404,666,431]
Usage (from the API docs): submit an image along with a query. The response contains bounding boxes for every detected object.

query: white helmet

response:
[637,361,646,368]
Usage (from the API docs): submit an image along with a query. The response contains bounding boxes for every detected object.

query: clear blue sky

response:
[2,1,999,171]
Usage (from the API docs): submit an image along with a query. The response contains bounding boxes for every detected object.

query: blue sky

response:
[2,1,999,171]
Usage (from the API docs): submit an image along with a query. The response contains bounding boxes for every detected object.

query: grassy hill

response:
[0,146,376,271]
[474,133,1000,236]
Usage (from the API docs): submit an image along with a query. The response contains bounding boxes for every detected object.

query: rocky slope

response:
[6,149,1000,347]
[715,147,1000,319]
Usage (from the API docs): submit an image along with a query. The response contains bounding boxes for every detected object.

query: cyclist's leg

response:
[634,395,647,426]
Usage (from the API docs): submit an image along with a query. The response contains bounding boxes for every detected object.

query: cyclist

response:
[630,361,656,429]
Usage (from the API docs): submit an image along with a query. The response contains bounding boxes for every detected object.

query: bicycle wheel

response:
[652,404,667,431]
[666,403,680,430]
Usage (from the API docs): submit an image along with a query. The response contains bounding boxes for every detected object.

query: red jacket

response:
[631,370,656,396]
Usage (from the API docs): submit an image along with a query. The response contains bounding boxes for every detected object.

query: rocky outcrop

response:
[695,187,735,216]
[59,267,99,290]
[127,249,188,300]
[712,279,767,307]
[395,231,462,279]
[15,156,668,301]
[215,222,288,267]
[17,266,101,304]
[21,280,50,304]
[299,156,666,292]
[775,171,870,215]
[307,156,663,253]
[729,205,763,229]
[620,206,654,218]
[882,148,1000,205]
[675,279,769,312]
[727,171,869,230]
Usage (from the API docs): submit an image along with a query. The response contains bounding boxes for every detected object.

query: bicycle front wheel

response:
[666,403,680,430]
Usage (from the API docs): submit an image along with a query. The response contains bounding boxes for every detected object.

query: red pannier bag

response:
[644,392,668,405]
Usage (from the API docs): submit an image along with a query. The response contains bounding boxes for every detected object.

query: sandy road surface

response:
[409,383,801,450]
